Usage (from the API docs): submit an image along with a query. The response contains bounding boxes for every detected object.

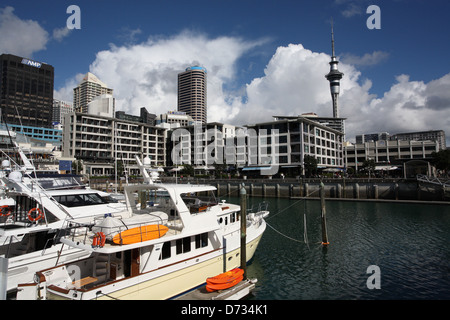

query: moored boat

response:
[16,182,269,300]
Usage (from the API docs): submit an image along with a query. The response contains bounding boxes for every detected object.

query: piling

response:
[240,184,247,279]
[320,182,329,246]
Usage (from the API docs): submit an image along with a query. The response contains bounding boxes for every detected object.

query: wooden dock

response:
[175,278,257,300]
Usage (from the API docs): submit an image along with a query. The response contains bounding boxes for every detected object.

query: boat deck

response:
[175,278,257,300]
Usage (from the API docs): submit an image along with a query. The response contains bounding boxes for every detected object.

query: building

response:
[245,116,344,176]
[62,112,166,176]
[73,72,113,113]
[116,107,156,126]
[156,111,194,128]
[344,139,439,173]
[0,53,54,128]
[52,99,73,124]
[177,66,207,124]
[390,130,446,151]
[87,94,115,117]
[356,132,390,144]
[325,24,344,119]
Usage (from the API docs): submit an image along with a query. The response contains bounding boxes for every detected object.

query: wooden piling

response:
[320,182,329,246]
[240,184,247,279]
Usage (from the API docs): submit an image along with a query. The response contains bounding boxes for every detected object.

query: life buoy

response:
[0,205,11,217]
[92,232,106,248]
[27,208,43,222]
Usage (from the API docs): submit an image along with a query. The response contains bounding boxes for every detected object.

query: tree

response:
[304,155,318,177]
[431,149,450,171]
[362,159,376,176]
[181,164,194,177]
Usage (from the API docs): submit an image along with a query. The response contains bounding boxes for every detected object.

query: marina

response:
[0,147,268,300]
[235,196,450,300]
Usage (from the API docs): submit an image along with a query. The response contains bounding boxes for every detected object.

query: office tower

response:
[177,66,207,124]
[325,23,344,118]
[73,72,113,113]
[0,53,54,128]
[53,99,73,124]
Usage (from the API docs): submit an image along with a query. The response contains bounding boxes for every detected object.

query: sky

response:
[1,0,449,145]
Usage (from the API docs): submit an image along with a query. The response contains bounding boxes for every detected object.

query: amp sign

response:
[21,58,42,68]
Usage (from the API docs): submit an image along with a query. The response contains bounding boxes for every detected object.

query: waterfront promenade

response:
[90,176,449,203]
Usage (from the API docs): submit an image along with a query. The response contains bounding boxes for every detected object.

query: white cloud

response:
[55,30,267,119]
[341,51,389,67]
[52,27,72,42]
[0,6,49,57]
[55,32,449,145]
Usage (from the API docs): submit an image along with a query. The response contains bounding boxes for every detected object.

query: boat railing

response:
[247,201,269,214]
[63,213,171,247]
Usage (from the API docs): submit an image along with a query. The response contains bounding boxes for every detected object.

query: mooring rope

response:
[263,188,320,247]
[265,221,305,243]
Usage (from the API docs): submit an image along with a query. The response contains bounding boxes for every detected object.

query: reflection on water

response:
[227,196,450,300]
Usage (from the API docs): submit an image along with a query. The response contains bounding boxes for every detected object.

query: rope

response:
[263,188,320,247]
[265,221,305,243]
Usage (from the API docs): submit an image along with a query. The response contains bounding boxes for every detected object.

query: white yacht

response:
[0,147,128,298]
[17,181,268,300]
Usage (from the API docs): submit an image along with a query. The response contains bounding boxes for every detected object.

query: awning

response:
[242,166,273,171]
[375,166,399,171]
[322,168,345,172]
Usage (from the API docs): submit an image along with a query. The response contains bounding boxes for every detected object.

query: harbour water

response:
[226,196,450,300]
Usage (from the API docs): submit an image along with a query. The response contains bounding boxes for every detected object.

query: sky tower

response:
[325,21,344,118]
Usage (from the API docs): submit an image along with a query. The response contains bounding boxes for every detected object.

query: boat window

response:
[195,233,208,249]
[176,237,191,254]
[160,241,171,260]
[53,193,108,207]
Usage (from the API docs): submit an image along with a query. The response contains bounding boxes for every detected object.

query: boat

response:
[0,144,129,298]
[16,181,269,300]
[206,268,244,292]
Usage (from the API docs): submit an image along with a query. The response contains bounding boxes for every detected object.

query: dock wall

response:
[210,179,449,202]
[89,177,449,202]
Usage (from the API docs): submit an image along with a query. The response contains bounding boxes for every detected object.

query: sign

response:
[59,160,72,171]
[21,58,42,68]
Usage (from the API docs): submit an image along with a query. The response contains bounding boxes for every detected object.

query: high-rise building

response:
[177,66,207,124]
[73,72,113,113]
[53,99,73,124]
[0,53,54,128]
[325,23,344,119]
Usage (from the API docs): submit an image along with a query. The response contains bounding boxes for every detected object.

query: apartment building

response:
[73,72,113,113]
[63,112,166,176]
[344,139,439,172]
[177,66,207,124]
[246,116,344,175]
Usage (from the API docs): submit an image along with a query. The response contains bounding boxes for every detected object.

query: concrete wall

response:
[213,180,448,202]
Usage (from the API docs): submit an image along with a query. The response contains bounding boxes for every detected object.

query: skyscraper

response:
[73,72,113,113]
[325,23,344,119]
[177,66,207,124]
[0,53,54,128]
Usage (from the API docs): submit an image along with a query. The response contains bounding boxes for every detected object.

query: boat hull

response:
[46,233,263,300]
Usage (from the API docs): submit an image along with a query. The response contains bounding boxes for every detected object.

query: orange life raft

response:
[206,268,244,292]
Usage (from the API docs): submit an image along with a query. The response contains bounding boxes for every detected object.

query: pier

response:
[90,176,450,202]
[175,278,257,300]
[207,177,449,202]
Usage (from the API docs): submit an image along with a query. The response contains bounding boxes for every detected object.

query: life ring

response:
[0,205,11,217]
[27,208,43,222]
[92,232,106,248]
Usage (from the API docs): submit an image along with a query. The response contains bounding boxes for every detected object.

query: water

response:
[228,197,450,300]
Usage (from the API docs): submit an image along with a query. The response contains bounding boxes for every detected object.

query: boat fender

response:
[0,205,11,217]
[27,208,43,222]
[92,232,106,248]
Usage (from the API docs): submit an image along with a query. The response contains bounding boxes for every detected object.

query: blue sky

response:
[1,0,449,144]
